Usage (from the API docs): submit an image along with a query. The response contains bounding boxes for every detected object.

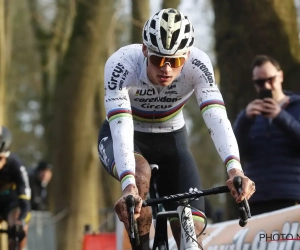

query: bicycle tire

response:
[154,242,168,250]
[10,241,19,250]
[8,236,19,250]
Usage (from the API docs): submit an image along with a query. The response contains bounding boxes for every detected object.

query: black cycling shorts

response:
[98,120,204,212]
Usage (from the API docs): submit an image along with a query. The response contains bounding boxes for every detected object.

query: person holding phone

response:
[233,54,300,215]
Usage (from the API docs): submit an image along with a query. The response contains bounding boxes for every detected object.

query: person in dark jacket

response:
[28,160,53,211]
[233,54,300,215]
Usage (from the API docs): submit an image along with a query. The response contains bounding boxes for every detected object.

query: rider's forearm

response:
[202,108,243,173]
[108,113,136,191]
[104,61,136,191]
[196,85,243,173]
[18,198,30,221]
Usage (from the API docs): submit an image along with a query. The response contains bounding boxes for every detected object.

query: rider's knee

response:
[135,155,151,182]
[7,208,20,226]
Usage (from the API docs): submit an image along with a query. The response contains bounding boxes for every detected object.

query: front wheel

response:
[156,242,168,250]
[9,239,19,250]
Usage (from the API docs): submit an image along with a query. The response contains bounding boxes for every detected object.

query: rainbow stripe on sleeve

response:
[110,152,142,181]
[107,108,132,122]
[200,99,225,114]
[119,170,135,186]
[224,155,240,168]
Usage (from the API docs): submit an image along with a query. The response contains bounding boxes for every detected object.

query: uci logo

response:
[135,88,155,96]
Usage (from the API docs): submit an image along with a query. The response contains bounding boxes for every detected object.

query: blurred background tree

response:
[0,0,13,124]
[131,0,150,43]
[0,0,5,124]
[2,0,300,249]
[48,0,105,249]
[162,0,180,9]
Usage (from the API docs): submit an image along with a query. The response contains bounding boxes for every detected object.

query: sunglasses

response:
[253,75,277,87]
[148,50,187,68]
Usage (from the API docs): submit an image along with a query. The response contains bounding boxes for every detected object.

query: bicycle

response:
[0,224,24,250]
[126,171,251,250]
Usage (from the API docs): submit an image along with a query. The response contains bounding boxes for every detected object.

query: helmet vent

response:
[188,37,194,47]
[150,20,156,29]
[174,14,181,22]
[162,13,168,22]
[178,38,188,50]
[170,29,180,49]
[143,30,148,42]
[185,24,190,33]
[150,33,158,47]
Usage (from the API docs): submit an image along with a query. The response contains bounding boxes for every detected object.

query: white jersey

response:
[104,44,242,190]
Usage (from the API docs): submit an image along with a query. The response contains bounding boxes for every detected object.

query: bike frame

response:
[177,205,199,250]
[147,188,229,250]
[149,206,199,250]
[149,164,209,249]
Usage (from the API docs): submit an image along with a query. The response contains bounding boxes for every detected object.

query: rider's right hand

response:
[245,99,264,118]
[114,184,142,231]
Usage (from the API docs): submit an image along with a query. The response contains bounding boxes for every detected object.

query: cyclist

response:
[0,126,31,250]
[28,160,53,211]
[98,8,256,249]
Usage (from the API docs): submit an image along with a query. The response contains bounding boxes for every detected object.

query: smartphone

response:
[259,89,273,99]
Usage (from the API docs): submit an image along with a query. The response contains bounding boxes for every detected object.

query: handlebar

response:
[126,176,251,248]
[143,185,230,207]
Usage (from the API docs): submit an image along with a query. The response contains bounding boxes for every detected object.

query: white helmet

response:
[0,126,12,156]
[142,8,194,56]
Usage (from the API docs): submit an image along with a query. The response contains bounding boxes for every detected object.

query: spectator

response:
[28,160,53,211]
[233,54,300,215]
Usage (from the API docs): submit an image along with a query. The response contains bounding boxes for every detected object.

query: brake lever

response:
[233,176,251,227]
[125,195,140,246]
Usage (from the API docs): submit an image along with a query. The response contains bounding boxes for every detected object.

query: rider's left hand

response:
[226,168,256,203]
